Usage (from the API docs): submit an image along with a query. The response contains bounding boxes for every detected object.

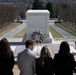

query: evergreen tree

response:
[19,11,25,18]
[46,2,56,18]
[32,0,43,9]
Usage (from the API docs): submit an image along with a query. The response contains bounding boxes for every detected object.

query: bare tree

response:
[55,0,76,30]
[0,4,17,30]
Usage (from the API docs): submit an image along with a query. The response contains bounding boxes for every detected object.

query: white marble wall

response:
[26,10,50,37]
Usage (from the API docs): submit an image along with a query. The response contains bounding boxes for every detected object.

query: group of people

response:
[18,39,76,75]
[0,38,76,75]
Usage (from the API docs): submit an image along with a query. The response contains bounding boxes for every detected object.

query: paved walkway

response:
[1,23,26,38]
[50,23,76,39]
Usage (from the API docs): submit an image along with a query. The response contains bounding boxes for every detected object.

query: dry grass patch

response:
[50,26,63,38]
[56,23,76,36]
[14,28,26,38]
[0,22,21,36]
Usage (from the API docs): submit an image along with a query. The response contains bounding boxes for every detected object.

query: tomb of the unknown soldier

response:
[23,10,54,43]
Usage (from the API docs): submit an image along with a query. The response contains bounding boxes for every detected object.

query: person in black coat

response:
[54,41,75,75]
[36,46,54,75]
[0,38,14,75]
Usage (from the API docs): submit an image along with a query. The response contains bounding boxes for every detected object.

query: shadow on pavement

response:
[10,42,24,45]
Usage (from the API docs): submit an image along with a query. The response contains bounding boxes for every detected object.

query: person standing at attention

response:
[17,39,35,75]
[0,38,14,75]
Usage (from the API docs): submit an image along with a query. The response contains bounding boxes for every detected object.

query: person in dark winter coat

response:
[54,41,75,75]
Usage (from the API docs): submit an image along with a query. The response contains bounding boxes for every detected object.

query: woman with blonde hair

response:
[36,46,54,75]
[0,38,14,75]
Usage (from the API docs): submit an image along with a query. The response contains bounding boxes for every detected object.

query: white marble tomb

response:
[23,10,53,43]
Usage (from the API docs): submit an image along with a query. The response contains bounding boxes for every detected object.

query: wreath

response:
[31,31,44,44]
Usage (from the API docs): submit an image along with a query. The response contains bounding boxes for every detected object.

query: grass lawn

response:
[50,26,63,38]
[56,23,76,36]
[14,28,26,38]
[0,23,21,36]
